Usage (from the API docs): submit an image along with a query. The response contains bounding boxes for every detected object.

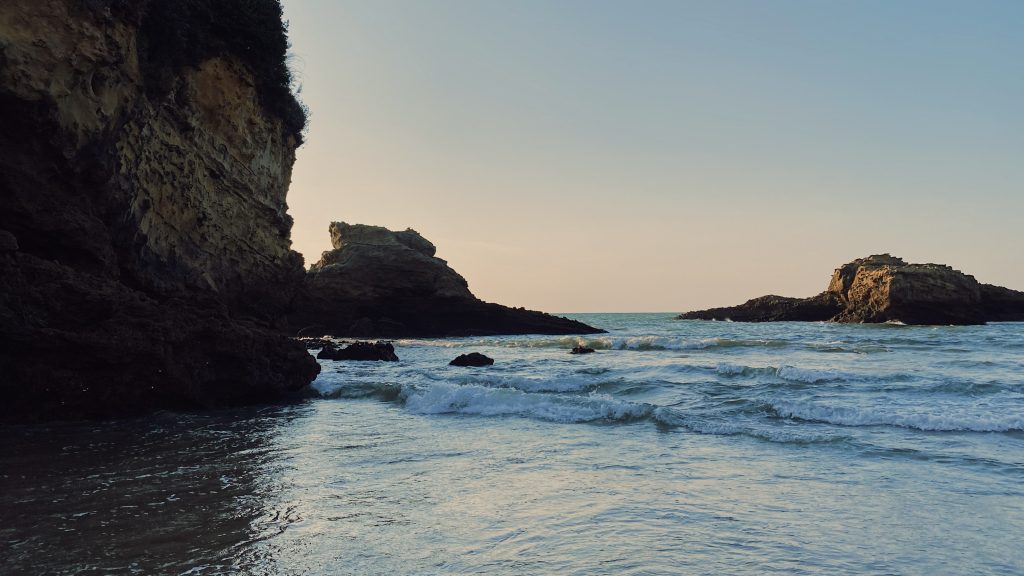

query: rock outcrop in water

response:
[290,222,604,337]
[677,254,1024,325]
[0,0,319,420]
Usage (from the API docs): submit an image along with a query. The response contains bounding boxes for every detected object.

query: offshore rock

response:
[449,353,494,367]
[0,1,318,421]
[290,222,604,337]
[677,254,1024,326]
[317,341,399,362]
[570,346,596,355]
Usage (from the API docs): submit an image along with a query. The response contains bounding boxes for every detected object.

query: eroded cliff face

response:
[678,254,1024,325]
[291,222,603,337]
[825,255,986,325]
[0,0,318,420]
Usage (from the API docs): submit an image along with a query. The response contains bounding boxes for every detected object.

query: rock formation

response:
[317,341,399,362]
[449,353,494,367]
[677,254,1024,325]
[290,222,604,337]
[0,0,319,420]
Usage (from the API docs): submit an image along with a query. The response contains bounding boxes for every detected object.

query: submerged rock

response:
[317,341,399,362]
[570,346,596,355]
[291,222,605,338]
[449,352,494,367]
[677,254,1024,326]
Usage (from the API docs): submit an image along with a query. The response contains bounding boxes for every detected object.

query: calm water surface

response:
[2,314,1023,575]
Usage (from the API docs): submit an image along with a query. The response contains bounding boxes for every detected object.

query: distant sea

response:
[3,314,1023,575]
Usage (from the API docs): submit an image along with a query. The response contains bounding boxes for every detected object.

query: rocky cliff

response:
[0,0,319,421]
[290,222,604,337]
[677,254,1024,325]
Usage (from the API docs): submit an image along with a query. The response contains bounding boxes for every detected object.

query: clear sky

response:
[281,0,1023,313]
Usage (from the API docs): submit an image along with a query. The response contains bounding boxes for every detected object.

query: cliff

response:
[290,222,604,337]
[677,254,1024,325]
[0,0,319,420]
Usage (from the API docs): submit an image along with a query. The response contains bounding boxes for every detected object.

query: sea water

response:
[2,314,1023,575]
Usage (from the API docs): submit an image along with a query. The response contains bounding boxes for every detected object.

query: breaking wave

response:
[770,399,1024,432]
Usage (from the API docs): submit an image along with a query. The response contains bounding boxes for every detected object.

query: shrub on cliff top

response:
[139,0,307,142]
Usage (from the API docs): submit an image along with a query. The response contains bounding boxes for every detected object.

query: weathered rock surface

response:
[677,254,1024,325]
[317,341,399,362]
[290,222,604,337]
[0,0,319,420]
[449,353,494,367]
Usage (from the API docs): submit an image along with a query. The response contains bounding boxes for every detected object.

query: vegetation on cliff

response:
[138,0,308,141]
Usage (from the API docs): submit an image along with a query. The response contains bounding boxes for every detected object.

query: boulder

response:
[570,346,596,355]
[449,352,494,367]
[291,222,605,337]
[317,341,399,362]
[677,254,1024,325]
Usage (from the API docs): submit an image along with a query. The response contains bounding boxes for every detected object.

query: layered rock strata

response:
[0,0,319,420]
[291,222,604,337]
[677,254,1024,325]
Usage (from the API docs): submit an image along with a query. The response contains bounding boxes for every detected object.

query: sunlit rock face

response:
[0,0,318,421]
[291,222,604,337]
[678,254,1024,325]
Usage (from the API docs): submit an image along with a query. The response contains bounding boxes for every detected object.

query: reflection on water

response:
[0,406,306,575]
[3,316,1024,575]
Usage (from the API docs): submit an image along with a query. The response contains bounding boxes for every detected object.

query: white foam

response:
[434,372,601,393]
[400,382,654,423]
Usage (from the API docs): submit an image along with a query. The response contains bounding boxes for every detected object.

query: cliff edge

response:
[0,0,319,420]
[290,222,604,337]
[677,254,1024,325]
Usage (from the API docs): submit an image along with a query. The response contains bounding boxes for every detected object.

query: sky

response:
[280,0,1024,313]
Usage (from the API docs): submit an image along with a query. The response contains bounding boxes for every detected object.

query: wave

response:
[396,335,790,352]
[806,341,890,354]
[400,382,654,423]
[769,399,1024,432]
[418,371,606,393]
[715,363,867,384]
[651,408,848,444]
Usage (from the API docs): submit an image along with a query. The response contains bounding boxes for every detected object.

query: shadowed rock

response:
[0,1,319,421]
[449,352,494,367]
[291,222,605,337]
[677,254,1024,325]
[317,341,399,362]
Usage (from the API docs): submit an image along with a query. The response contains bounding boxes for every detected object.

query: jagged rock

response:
[0,1,318,421]
[297,337,334,350]
[317,341,399,362]
[679,294,843,323]
[677,254,1024,326]
[570,346,596,355]
[980,284,1024,322]
[291,222,605,337]
[449,352,494,367]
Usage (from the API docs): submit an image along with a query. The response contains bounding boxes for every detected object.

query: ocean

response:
[3,314,1023,575]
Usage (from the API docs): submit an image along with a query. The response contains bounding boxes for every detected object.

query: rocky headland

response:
[678,254,1024,325]
[0,0,318,420]
[289,222,603,337]
[0,1,602,421]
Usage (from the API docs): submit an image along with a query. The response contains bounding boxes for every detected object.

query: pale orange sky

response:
[282,1,1024,313]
